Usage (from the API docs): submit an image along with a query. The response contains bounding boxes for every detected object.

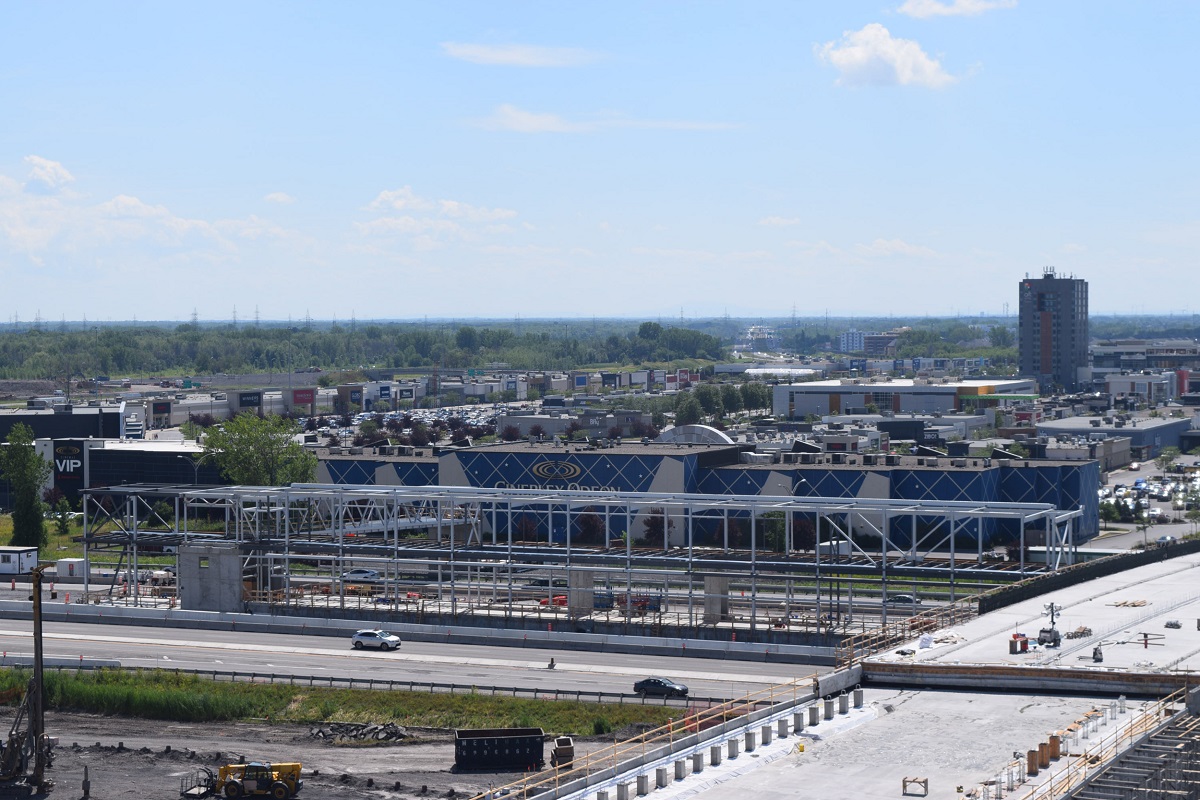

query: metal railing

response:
[0,663,737,708]
[463,676,816,800]
[1004,689,1185,800]
[834,594,980,668]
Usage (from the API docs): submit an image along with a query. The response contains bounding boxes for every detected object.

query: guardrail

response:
[834,595,980,668]
[0,662,738,708]
[1004,688,1184,800]
[464,676,818,800]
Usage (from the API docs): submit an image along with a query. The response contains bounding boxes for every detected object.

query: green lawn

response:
[0,667,674,735]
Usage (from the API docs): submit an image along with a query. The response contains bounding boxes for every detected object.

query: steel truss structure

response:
[79,483,1082,634]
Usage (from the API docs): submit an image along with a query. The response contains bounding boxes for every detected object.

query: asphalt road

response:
[0,619,812,700]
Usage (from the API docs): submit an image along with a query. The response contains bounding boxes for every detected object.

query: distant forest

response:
[0,314,1190,381]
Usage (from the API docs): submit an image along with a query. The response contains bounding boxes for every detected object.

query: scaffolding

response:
[78,484,1081,637]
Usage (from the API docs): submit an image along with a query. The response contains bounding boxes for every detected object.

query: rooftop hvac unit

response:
[800,453,816,464]
[951,459,967,467]
[885,454,901,466]
[926,457,939,466]
[830,453,846,464]
[862,454,877,466]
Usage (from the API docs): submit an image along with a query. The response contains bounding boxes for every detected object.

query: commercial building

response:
[772,377,1036,419]
[318,439,1099,542]
[1034,414,1195,460]
[1018,267,1090,392]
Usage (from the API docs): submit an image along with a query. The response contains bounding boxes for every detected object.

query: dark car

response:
[884,594,922,605]
[633,677,688,698]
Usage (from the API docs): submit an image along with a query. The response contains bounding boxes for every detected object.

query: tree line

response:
[0,321,727,380]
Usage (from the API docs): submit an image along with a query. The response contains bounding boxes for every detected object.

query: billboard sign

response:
[349,389,363,405]
[378,385,391,398]
[292,388,315,404]
[574,375,588,389]
[53,440,85,500]
[151,401,171,416]
[396,388,414,399]
[238,392,262,407]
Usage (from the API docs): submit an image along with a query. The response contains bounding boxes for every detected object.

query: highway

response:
[0,620,815,700]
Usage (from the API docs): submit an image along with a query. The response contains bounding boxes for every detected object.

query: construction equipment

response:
[1037,602,1062,648]
[180,762,303,799]
[0,565,54,796]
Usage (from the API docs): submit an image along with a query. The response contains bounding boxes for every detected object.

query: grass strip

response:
[0,667,675,735]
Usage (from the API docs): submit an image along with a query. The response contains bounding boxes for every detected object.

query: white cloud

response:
[759,216,804,227]
[23,155,75,194]
[478,104,736,134]
[898,0,1016,18]
[0,161,308,272]
[855,238,938,257]
[264,192,295,204]
[359,186,519,250]
[1061,242,1087,254]
[438,199,517,222]
[441,42,599,67]
[631,246,718,261]
[479,104,589,133]
[367,186,438,212]
[816,23,956,88]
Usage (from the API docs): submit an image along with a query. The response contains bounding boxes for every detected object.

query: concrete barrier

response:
[0,600,837,665]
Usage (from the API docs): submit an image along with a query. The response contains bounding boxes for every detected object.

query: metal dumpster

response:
[454,728,545,772]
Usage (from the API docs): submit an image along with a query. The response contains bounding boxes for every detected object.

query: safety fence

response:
[833,594,980,668]
[1002,688,1185,800]
[463,676,816,800]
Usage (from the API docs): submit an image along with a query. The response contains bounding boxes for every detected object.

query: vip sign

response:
[54,444,82,474]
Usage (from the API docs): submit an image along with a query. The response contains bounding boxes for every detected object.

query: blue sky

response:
[2,1,1197,322]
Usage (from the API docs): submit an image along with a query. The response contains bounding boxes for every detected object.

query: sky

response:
[2,1,1198,323]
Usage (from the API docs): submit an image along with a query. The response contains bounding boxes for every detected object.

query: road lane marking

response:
[0,629,796,684]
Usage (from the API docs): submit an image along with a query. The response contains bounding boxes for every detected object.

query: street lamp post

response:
[177,454,206,485]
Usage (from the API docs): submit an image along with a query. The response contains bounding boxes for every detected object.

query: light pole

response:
[177,454,207,485]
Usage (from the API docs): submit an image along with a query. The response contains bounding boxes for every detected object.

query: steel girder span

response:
[80,482,1082,580]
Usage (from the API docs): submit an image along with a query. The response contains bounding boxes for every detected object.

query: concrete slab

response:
[677,688,1111,800]
[872,551,1200,674]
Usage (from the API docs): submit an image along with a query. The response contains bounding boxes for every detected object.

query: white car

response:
[351,629,401,650]
[341,568,381,582]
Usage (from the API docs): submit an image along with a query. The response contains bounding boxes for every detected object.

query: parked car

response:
[341,568,381,582]
[633,677,688,698]
[351,629,401,650]
[539,595,568,606]
[885,594,922,605]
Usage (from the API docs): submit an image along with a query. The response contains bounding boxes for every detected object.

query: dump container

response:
[454,728,545,772]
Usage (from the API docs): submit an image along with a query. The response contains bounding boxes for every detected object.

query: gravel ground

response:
[27,711,619,800]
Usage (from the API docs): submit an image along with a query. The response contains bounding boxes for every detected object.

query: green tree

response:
[179,419,203,441]
[52,497,74,540]
[674,395,703,426]
[692,384,724,417]
[720,384,744,416]
[1099,501,1119,531]
[201,413,317,486]
[988,326,1014,348]
[0,423,52,549]
[1187,508,1200,536]
[1155,447,1181,476]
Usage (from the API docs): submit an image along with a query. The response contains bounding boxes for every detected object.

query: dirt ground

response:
[23,712,619,800]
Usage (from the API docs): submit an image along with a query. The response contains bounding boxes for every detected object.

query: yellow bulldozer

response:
[181,761,303,800]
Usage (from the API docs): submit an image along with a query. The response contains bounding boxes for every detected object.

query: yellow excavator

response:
[181,761,304,799]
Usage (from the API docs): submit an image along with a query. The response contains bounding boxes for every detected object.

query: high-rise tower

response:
[1018,267,1089,393]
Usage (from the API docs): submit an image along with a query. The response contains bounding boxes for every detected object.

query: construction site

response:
[4,482,1200,798]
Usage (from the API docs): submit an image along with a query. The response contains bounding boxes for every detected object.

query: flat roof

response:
[786,378,1032,390]
[1036,415,1192,432]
